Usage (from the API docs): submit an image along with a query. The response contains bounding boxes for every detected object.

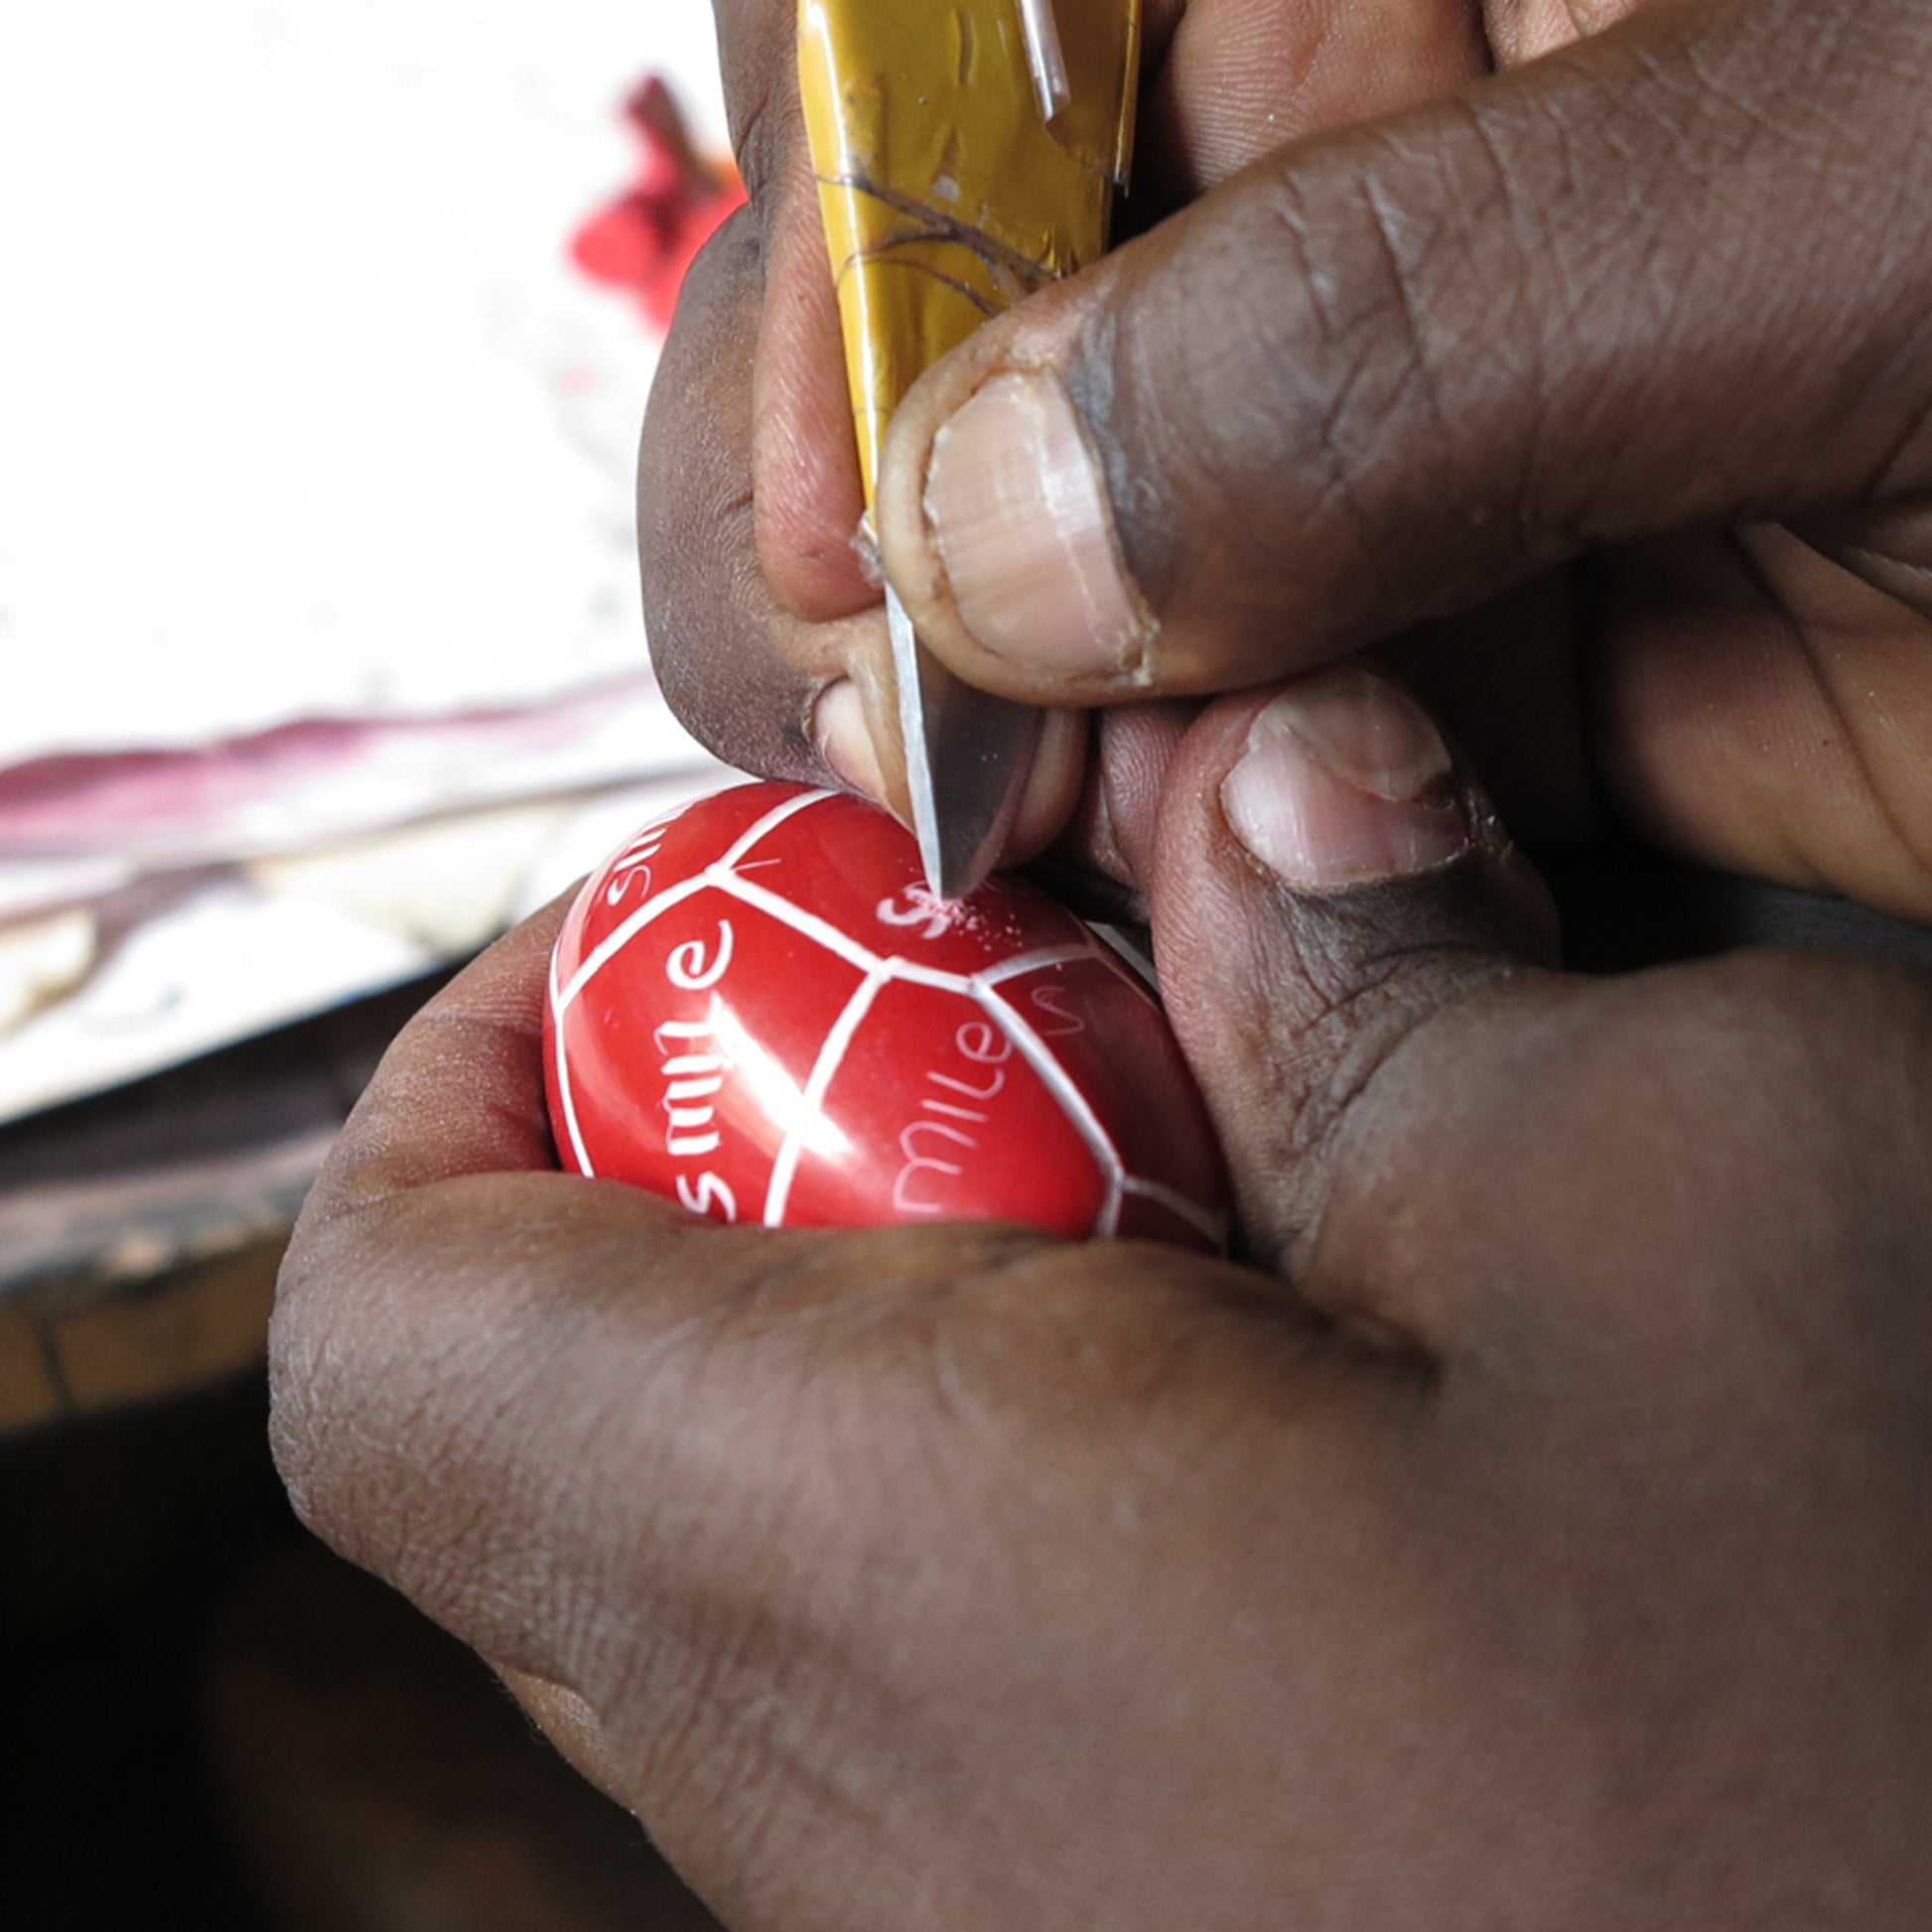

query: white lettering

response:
[654,1018,718,1048]
[665,1076,725,1103]
[603,826,669,907]
[893,1119,975,1214]
[930,1065,1006,1103]
[888,1022,1021,1213]
[666,920,735,991]
[653,1001,734,1203]
[875,887,952,943]
[661,1052,723,1076]
[922,1098,990,1124]
[955,1021,1012,1066]
[676,1172,739,1221]
[1029,984,1084,1038]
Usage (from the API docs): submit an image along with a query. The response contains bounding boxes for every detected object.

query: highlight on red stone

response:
[544,783,1229,1249]
[570,75,747,334]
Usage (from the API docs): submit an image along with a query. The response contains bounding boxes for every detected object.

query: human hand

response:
[273,666,1932,1929]
[646,0,1932,919]
[640,0,1505,858]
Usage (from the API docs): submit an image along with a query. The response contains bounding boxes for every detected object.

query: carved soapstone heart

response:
[545,783,1227,1249]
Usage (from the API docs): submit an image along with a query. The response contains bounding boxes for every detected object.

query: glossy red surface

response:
[544,782,1227,1248]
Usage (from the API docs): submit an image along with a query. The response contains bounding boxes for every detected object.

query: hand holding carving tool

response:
[798,0,1141,897]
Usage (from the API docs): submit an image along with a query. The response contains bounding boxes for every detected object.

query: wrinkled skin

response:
[646,0,1932,917]
[274,700,1932,1928]
[272,4,1932,1927]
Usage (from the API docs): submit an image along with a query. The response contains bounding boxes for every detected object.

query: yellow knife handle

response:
[797,0,1141,506]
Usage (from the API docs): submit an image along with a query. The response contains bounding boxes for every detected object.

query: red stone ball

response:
[544,782,1227,1250]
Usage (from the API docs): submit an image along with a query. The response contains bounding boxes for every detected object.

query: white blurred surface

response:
[0,3,741,1121]
[0,1,727,759]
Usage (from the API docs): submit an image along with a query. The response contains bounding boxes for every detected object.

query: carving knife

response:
[798,0,1141,898]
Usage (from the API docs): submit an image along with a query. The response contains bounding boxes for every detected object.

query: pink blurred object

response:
[570,75,746,333]
[0,678,675,879]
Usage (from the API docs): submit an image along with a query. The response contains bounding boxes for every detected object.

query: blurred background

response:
[3,5,739,1922]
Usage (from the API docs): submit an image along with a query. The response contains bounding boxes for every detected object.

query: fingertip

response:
[1147,666,1558,1277]
[916,371,1157,688]
[874,291,1159,710]
[813,676,890,803]
[1001,707,1093,865]
[1218,668,1471,891]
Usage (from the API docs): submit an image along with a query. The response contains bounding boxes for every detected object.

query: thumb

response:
[1142,662,1559,1307]
[875,0,1932,703]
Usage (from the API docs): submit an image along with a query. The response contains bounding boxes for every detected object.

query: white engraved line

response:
[1095,1184,1122,1239]
[980,990,1125,1237]
[548,948,597,1178]
[868,957,975,993]
[718,787,838,873]
[811,951,1085,999]
[1119,1174,1227,1244]
[715,872,888,978]
[974,943,1106,989]
[557,874,714,1013]
[561,792,838,1010]
[763,967,890,1227]
[829,944,1103,1000]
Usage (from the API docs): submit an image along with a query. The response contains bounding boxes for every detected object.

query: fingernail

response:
[813,678,887,802]
[922,371,1151,679]
[1221,668,1469,888]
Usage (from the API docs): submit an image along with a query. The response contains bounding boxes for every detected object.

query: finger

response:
[721,0,1491,611]
[1483,0,1647,67]
[875,0,1932,707]
[709,0,872,625]
[270,985,1371,1924]
[292,897,570,1216]
[1590,522,1932,924]
[677,0,1494,853]
[639,160,1088,851]
[647,5,911,812]
[496,1667,633,1809]
[1140,661,1560,1316]
[1137,0,1490,212]
[1137,653,1932,1370]
[267,848,1431,1921]
[638,208,872,787]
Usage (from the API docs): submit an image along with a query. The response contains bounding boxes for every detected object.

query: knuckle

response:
[1083,120,1544,652]
[1279,935,1519,1184]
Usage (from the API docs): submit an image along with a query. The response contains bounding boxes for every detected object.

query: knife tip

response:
[914,803,996,903]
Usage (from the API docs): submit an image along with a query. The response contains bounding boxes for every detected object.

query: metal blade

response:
[801,0,1137,899]
[1017,0,1073,122]
[889,586,1044,900]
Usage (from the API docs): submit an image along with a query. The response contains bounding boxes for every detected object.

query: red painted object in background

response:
[545,783,1229,1249]
[571,75,746,333]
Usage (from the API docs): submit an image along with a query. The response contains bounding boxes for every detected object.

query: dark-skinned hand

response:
[643,0,1932,918]
[274,661,1932,1928]
[270,3,1932,1925]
